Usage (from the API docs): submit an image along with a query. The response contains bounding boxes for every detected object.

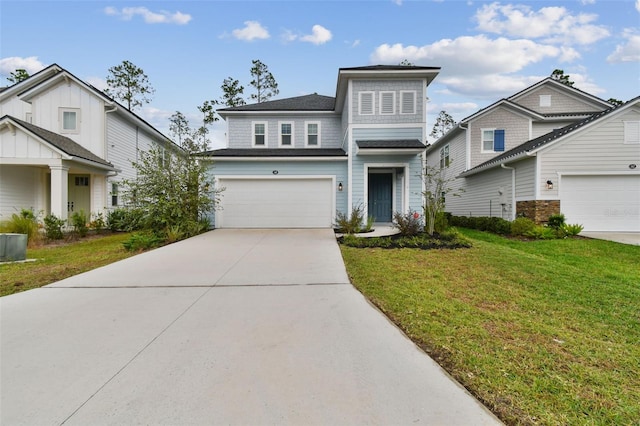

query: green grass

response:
[340,228,640,425]
[1,233,136,297]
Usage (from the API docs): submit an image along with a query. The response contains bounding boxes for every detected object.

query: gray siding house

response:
[425,78,639,232]
[205,65,440,228]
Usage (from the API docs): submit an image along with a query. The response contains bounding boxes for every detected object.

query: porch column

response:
[50,165,69,220]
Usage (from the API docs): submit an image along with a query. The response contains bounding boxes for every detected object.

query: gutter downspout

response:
[458,122,470,171]
[501,163,516,220]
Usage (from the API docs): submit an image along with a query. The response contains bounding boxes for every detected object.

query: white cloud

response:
[300,25,333,45]
[607,30,640,63]
[637,0,640,13]
[232,21,270,41]
[104,6,191,25]
[85,76,108,92]
[580,0,595,4]
[441,102,480,113]
[392,0,403,5]
[0,56,46,78]
[474,3,610,45]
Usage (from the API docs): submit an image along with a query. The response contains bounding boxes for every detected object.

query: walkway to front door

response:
[368,172,392,222]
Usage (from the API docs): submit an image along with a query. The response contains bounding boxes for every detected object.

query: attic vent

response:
[380,91,395,115]
[359,92,374,115]
[539,95,551,107]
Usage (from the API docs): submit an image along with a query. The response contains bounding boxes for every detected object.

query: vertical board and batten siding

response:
[446,167,515,219]
[469,108,531,169]
[0,96,31,122]
[350,80,425,126]
[0,165,44,220]
[225,115,342,149]
[0,126,63,161]
[539,107,640,199]
[207,160,348,227]
[30,80,106,158]
[511,85,605,115]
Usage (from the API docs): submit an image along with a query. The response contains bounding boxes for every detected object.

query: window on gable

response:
[624,121,640,144]
[539,95,551,107]
[59,108,80,133]
[306,122,320,147]
[359,92,374,115]
[400,91,416,114]
[482,129,505,152]
[279,122,293,146]
[253,122,267,146]
[439,144,450,168]
[380,91,395,115]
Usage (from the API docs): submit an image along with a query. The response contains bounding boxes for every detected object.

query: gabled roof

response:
[200,148,346,157]
[217,94,335,115]
[0,64,64,101]
[507,77,612,108]
[459,96,640,177]
[0,115,115,169]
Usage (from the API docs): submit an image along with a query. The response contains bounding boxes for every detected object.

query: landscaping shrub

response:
[43,213,65,240]
[562,223,584,236]
[392,210,422,236]
[335,204,366,234]
[70,210,88,237]
[1,208,40,244]
[525,225,557,240]
[425,211,448,234]
[547,213,566,229]
[107,208,145,232]
[89,212,106,233]
[338,231,472,250]
[510,217,536,236]
[122,231,163,251]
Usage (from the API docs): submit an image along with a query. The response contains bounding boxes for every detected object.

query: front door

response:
[68,174,91,217]
[368,173,393,222]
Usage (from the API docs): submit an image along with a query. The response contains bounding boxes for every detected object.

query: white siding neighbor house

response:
[0,64,178,222]
[205,65,440,229]
[425,78,639,232]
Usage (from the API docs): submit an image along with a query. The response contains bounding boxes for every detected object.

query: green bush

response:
[107,208,145,232]
[122,231,163,251]
[70,210,88,237]
[510,217,536,236]
[562,223,584,236]
[335,204,365,234]
[425,211,449,234]
[43,214,65,240]
[1,208,40,244]
[89,212,106,233]
[547,213,566,229]
[392,210,422,236]
[525,225,557,240]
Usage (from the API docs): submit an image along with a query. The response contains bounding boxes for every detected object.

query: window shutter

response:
[401,92,415,114]
[494,129,505,152]
[380,92,394,114]
[360,92,373,115]
[624,121,640,144]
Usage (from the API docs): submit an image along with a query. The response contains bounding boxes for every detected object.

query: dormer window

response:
[359,92,374,115]
[59,108,80,133]
[482,129,505,153]
[380,91,395,115]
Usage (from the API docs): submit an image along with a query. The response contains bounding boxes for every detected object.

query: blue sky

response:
[2,0,639,148]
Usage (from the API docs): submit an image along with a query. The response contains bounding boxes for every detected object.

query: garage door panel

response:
[218,178,334,228]
[561,175,640,232]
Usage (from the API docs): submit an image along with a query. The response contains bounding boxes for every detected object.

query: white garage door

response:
[561,175,640,232]
[216,177,334,228]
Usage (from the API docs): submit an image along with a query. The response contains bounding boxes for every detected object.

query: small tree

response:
[168,111,190,147]
[399,59,415,66]
[430,110,456,140]
[220,77,246,107]
[249,59,279,103]
[421,162,462,236]
[7,69,30,83]
[607,98,624,107]
[105,60,155,111]
[550,69,574,87]
[196,100,218,149]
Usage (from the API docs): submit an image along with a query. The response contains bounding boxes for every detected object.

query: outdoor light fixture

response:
[338,182,343,192]
[546,180,554,190]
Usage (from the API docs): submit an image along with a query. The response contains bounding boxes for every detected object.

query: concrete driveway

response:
[580,232,640,246]
[1,229,501,425]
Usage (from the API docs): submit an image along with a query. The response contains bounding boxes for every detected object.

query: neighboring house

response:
[0,64,177,222]
[425,78,640,232]
[204,65,440,228]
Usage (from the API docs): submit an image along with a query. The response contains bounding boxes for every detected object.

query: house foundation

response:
[516,200,560,224]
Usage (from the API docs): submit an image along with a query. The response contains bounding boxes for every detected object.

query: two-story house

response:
[425,78,640,232]
[0,64,177,222]
[204,65,440,228]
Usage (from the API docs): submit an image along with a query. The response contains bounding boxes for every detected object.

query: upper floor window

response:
[111,183,119,207]
[59,108,80,133]
[279,122,293,147]
[305,121,320,147]
[400,91,416,114]
[624,121,640,144]
[439,144,450,168]
[252,121,267,147]
[359,92,374,115]
[482,129,505,153]
[539,95,551,107]
[380,91,395,115]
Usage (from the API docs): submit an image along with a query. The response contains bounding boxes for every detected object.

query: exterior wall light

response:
[546,180,554,190]
[338,182,343,191]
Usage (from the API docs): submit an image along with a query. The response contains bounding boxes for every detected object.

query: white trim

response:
[278,121,294,147]
[305,121,321,147]
[400,90,416,115]
[59,107,80,134]
[251,121,268,147]
[481,128,497,153]
[351,123,424,129]
[558,171,640,177]
[356,148,425,156]
[358,91,375,115]
[208,156,347,162]
[347,81,353,213]
[363,162,410,219]
[379,91,396,115]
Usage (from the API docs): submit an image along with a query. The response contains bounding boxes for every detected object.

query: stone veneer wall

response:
[516,200,561,224]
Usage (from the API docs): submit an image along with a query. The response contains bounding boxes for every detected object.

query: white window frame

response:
[278,121,294,147]
[252,121,268,147]
[400,91,416,114]
[439,144,450,169]
[481,128,496,153]
[59,107,80,134]
[379,91,396,115]
[623,121,640,144]
[359,91,375,115]
[305,121,321,147]
[539,95,551,107]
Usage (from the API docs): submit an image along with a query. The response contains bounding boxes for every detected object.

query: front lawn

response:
[340,228,640,425]
[1,233,135,297]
